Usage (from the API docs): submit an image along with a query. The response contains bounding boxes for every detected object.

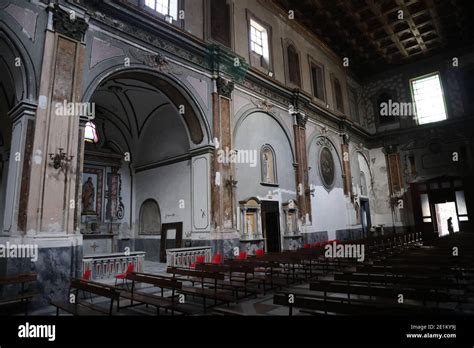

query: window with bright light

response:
[250,19,269,60]
[145,0,178,21]
[85,121,99,144]
[410,73,447,125]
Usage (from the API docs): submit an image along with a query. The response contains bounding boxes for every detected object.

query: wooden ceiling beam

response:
[365,0,409,60]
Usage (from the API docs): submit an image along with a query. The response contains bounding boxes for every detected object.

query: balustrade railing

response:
[82,251,145,280]
[166,246,212,268]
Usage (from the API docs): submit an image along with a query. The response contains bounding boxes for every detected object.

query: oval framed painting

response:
[319,147,335,189]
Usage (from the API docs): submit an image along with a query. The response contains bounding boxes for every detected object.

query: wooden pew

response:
[0,273,37,315]
[273,291,450,316]
[118,272,199,315]
[51,279,120,316]
[195,263,263,298]
[309,279,453,306]
[167,267,234,313]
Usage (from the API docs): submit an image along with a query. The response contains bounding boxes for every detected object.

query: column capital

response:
[215,77,234,99]
[52,4,88,41]
[295,112,308,128]
[7,100,37,123]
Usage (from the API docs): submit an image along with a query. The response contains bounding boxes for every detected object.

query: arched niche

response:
[139,199,162,235]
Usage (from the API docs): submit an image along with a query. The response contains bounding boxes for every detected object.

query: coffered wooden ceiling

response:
[274,0,474,76]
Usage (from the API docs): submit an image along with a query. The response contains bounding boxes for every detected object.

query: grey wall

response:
[234,110,296,204]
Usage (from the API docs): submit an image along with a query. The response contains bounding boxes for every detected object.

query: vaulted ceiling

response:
[274,0,474,76]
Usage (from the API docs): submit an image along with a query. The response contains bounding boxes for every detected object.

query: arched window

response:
[84,121,99,143]
[360,171,368,197]
[139,199,161,234]
[287,44,301,86]
[261,145,277,185]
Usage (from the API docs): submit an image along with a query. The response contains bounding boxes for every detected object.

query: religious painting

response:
[105,171,119,221]
[261,144,277,185]
[286,211,297,235]
[82,168,103,219]
[319,147,335,189]
[245,211,257,236]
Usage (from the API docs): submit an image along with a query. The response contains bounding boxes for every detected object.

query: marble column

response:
[341,141,352,197]
[211,77,237,232]
[18,4,88,306]
[293,112,311,222]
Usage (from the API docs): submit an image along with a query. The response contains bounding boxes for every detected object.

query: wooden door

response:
[160,223,183,263]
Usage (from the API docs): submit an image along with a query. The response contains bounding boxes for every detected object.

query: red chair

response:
[211,253,222,265]
[190,255,206,269]
[82,269,92,281]
[236,252,247,261]
[303,244,311,249]
[255,249,265,257]
[115,263,135,287]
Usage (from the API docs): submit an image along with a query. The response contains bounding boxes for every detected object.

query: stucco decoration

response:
[52,4,88,41]
[90,37,124,69]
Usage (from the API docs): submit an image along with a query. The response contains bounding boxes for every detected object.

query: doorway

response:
[434,202,459,236]
[261,201,281,253]
[360,198,371,237]
[160,222,183,263]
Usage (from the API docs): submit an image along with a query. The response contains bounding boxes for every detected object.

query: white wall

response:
[134,160,192,237]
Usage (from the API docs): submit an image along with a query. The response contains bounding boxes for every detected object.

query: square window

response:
[145,0,178,20]
[410,73,448,125]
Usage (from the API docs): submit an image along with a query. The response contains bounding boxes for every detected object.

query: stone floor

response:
[16,260,474,316]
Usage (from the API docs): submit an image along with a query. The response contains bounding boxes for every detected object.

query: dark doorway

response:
[360,198,371,237]
[160,222,183,263]
[261,201,281,253]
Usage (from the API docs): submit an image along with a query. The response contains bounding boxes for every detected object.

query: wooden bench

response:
[273,291,448,316]
[167,267,234,313]
[309,279,453,306]
[0,273,37,315]
[195,263,262,298]
[51,279,120,316]
[333,271,457,293]
[118,272,200,315]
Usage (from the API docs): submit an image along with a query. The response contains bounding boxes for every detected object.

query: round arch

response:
[352,150,374,185]
[139,198,161,235]
[81,66,211,146]
[0,28,37,103]
[233,107,296,162]
[307,134,344,170]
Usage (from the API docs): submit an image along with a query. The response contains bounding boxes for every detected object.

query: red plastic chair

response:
[190,255,206,269]
[211,253,222,265]
[82,269,92,281]
[115,263,135,287]
[255,249,265,257]
[236,252,247,261]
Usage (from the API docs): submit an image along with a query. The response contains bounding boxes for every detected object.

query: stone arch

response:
[233,107,295,162]
[307,133,343,170]
[81,66,211,147]
[0,27,37,103]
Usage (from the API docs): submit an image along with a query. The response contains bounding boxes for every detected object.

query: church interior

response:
[1,0,474,334]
